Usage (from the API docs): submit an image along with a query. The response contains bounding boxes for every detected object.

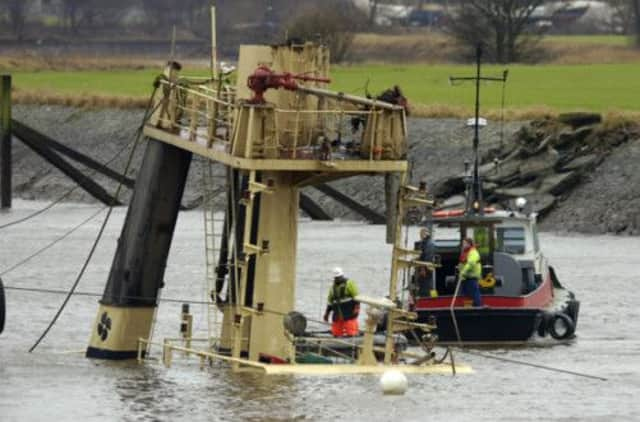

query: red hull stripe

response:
[432,207,496,218]
[415,273,554,310]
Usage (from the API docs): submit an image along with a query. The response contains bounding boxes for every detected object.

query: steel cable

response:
[0,207,107,277]
[0,139,134,231]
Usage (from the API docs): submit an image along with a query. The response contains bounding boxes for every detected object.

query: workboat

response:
[409,49,580,344]
[411,205,580,343]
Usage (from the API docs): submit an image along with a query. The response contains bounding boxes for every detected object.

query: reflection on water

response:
[1,201,639,421]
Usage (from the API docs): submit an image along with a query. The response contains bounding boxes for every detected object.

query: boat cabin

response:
[414,209,549,302]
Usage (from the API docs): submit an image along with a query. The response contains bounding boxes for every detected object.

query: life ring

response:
[548,312,575,340]
[432,209,464,218]
[432,207,496,218]
[0,277,5,335]
[479,273,496,289]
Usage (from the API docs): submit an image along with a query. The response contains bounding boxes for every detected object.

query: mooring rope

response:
[0,207,107,277]
[454,348,607,381]
[449,276,464,346]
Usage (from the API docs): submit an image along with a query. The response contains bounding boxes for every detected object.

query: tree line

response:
[1,0,640,64]
[0,0,290,39]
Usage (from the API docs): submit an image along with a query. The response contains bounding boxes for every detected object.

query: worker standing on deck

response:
[459,237,483,307]
[415,228,436,297]
[418,228,435,263]
[323,268,360,337]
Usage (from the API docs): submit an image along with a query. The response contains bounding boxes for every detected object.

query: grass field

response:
[332,63,640,116]
[545,35,632,46]
[9,62,640,118]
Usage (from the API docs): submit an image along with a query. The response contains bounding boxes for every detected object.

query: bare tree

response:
[286,1,366,62]
[0,0,31,39]
[59,0,81,32]
[141,0,182,30]
[140,0,212,35]
[605,0,633,34]
[55,0,137,33]
[446,0,546,63]
[607,0,640,46]
[369,0,381,27]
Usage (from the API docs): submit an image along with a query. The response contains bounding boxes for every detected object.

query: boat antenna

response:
[499,69,509,148]
[170,25,177,62]
[449,45,508,216]
[210,3,218,78]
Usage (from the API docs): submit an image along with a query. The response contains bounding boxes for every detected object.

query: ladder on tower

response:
[382,181,436,363]
[201,157,227,350]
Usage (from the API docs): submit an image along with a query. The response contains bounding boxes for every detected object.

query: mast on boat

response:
[450,46,508,216]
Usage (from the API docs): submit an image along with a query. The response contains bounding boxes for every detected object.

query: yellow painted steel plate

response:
[260,363,473,376]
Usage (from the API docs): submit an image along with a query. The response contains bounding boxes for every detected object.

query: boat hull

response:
[413,286,580,343]
[416,307,542,343]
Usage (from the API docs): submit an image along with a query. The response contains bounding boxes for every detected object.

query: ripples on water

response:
[1,201,639,421]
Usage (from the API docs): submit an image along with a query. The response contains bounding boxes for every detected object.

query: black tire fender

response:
[537,311,551,337]
[548,312,575,340]
[0,277,5,335]
[565,299,580,327]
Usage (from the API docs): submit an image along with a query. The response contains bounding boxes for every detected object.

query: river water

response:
[0,201,639,421]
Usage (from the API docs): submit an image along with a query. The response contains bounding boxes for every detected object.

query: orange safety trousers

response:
[331,318,359,337]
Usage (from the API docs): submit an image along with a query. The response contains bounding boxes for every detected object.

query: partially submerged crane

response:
[85,42,467,375]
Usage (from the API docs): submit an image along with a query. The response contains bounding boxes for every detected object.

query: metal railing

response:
[150,78,407,162]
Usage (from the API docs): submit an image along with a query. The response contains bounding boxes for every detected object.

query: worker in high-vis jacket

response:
[323,267,360,337]
[459,237,483,307]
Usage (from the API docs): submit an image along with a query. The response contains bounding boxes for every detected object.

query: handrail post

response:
[1,75,11,209]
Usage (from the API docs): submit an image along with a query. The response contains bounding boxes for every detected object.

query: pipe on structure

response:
[1,75,11,209]
[297,85,403,111]
[86,139,192,359]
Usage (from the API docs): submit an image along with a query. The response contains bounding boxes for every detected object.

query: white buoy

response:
[380,370,408,395]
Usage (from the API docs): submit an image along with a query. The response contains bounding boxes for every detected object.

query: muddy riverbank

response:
[9,105,639,235]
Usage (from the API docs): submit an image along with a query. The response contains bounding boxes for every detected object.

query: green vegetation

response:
[12,70,163,98]
[545,35,632,46]
[332,63,640,113]
[10,62,640,117]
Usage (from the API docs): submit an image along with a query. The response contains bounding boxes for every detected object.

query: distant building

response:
[350,0,445,27]
[532,1,620,34]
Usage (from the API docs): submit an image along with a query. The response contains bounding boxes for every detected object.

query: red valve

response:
[247,65,331,104]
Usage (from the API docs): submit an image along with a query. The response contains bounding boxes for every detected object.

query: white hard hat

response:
[332,267,344,278]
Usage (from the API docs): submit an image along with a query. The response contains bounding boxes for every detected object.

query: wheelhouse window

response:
[496,227,526,254]
[432,225,461,249]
